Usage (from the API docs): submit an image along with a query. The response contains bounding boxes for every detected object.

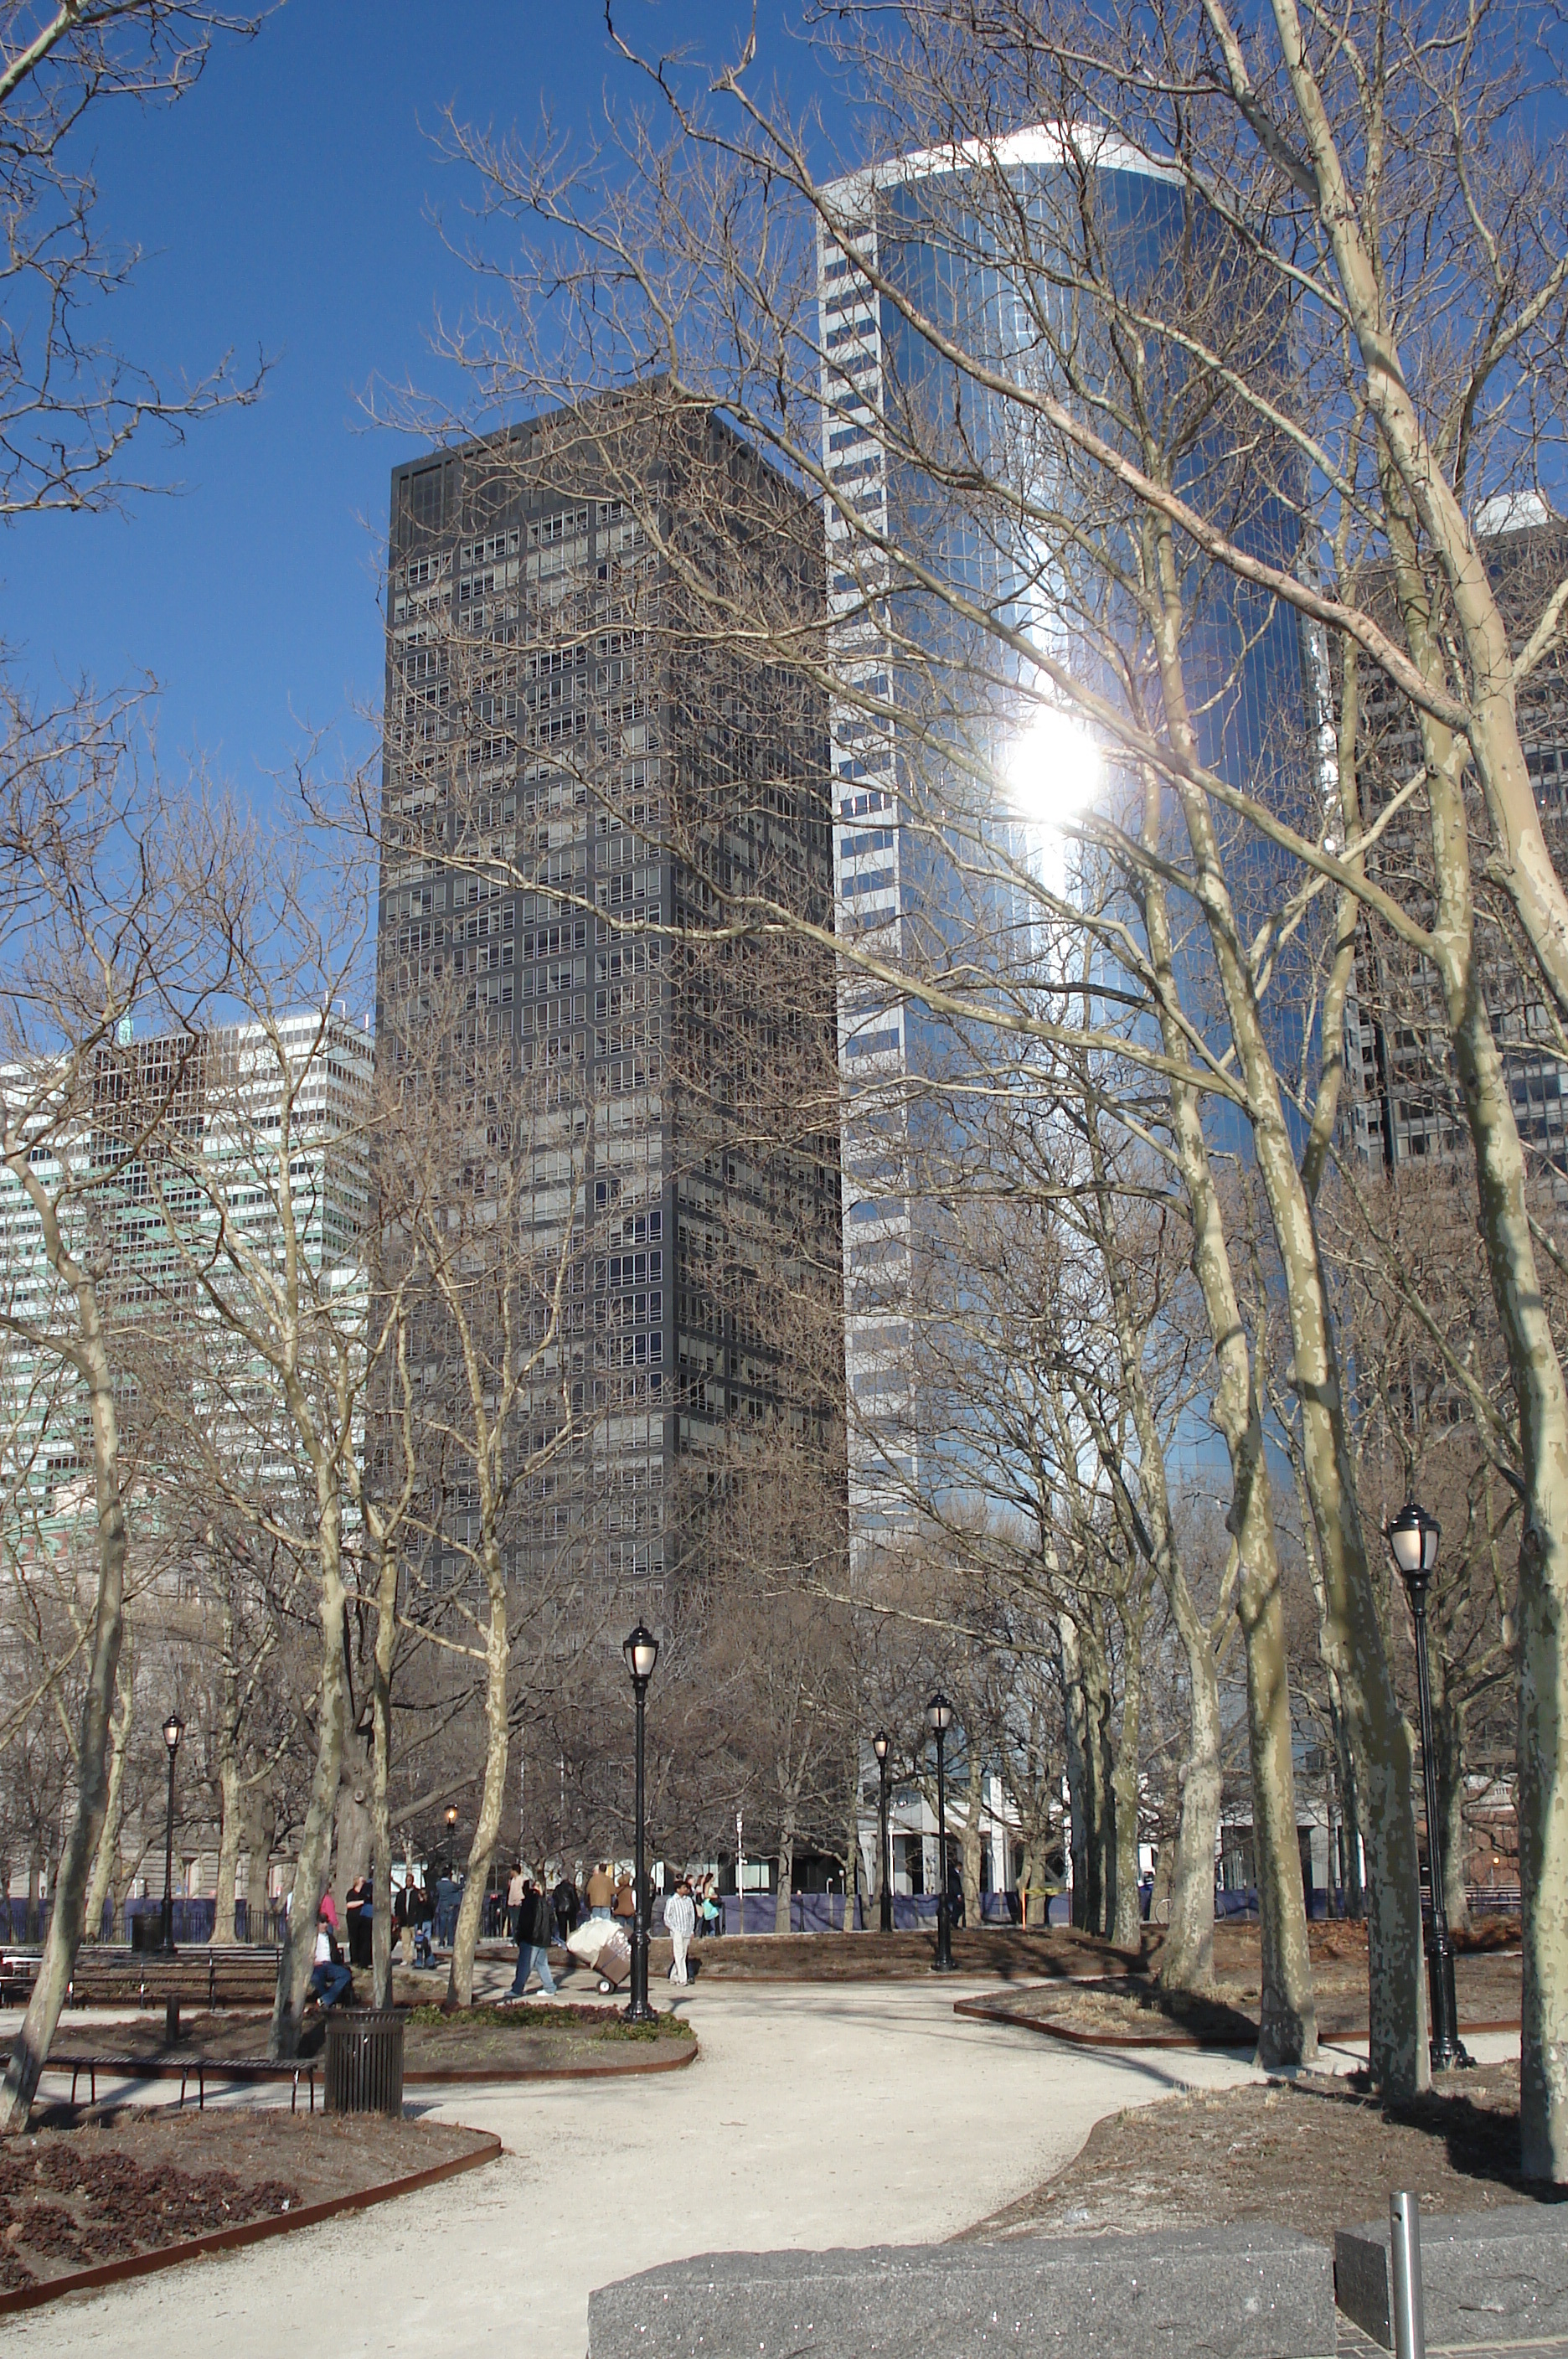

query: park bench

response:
[1,1945,282,2021]
[51,2050,320,2116]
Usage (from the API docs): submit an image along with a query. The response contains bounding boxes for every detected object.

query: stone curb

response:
[588,2222,1338,2359]
[0,2128,501,2317]
[1334,2205,1568,2348]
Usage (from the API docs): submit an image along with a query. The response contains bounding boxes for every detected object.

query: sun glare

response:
[1004,705,1101,831]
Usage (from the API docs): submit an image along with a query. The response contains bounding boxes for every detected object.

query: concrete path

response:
[11,1978,1267,2358]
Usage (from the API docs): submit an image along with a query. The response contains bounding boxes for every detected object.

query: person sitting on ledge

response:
[309,1899,353,2011]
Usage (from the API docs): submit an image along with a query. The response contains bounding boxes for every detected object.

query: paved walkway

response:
[12,1979,1270,2357]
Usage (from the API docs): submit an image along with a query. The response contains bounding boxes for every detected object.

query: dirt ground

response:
[33,2000,694,2078]
[964,2064,1562,2248]
[0,2111,492,2294]
[638,1924,1140,1982]
[971,1940,1521,2047]
[1173,1921,1524,2040]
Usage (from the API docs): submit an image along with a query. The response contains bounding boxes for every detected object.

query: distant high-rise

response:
[0,1009,371,1520]
[376,391,843,1611]
[1344,506,1568,1187]
[814,129,1318,1546]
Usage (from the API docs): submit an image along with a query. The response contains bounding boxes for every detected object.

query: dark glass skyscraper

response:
[376,391,843,1610]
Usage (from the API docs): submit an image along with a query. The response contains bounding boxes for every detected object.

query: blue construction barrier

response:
[713,1891,1045,1933]
[719,1892,868,1933]
[121,1898,251,1944]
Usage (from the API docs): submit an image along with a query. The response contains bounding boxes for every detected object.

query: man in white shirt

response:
[663,1878,697,1985]
[310,1903,353,2010]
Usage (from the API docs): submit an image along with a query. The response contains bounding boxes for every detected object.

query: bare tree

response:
[0,0,268,518]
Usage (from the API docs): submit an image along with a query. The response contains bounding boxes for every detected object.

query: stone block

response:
[1334,2205,1568,2347]
[589,2222,1336,2359]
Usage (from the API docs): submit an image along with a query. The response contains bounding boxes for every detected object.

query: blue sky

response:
[5,2,836,813]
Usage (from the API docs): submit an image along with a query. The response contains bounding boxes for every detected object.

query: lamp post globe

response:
[623,1622,659,2022]
[1385,1500,1467,2071]
[159,1710,184,1954]
[623,1622,659,1687]
[925,1693,957,1973]
[872,1732,893,1934]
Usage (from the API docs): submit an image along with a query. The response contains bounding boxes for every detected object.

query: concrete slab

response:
[7,1978,1261,2357]
[1335,2205,1568,2348]
[588,2223,1336,2359]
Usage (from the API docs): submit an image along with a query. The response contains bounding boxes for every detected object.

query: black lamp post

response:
[623,1621,659,2023]
[873,1732,893,1934]
[159,1710,184,1954]
[926,1693,956,1973]
[1386,1500,1468,2071]
[445,1804,458,1870]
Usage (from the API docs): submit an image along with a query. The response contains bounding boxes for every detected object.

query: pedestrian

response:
[345,1872,373,1969]
[663,1876,697,1985]
[586,1861,614,1920]
[436,1866,461,1948]
[507,1863,524,1942]
[699,1874,722,1940]
[508,1877,557,1998]
[612,1871,637,1926]
[413,1874,436,1969]
[309,1901,353,2011]
[552,1871,580,1947]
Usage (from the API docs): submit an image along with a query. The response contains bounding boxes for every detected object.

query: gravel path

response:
[7,1978,1266,2357]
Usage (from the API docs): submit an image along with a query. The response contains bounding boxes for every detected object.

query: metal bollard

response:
[1390,2191,1426,2359]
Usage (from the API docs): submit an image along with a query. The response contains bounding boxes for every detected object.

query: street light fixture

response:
[925,1693,956,1974]
[1386,1500,1468,2071]
[445,1804,458,1869]
[160,1711,184,1954]
[622,1621,659,2023]
[872,1732,893,1934]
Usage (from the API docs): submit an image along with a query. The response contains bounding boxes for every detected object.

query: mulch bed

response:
[961,1979,1260,2047]
[0,2111,495,2308]
[962,2063,1563,2248]
[647,1926,1140,1982]
[963,1924,1523,2048]
[28,2000,696,2085]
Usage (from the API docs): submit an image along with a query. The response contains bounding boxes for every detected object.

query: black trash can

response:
[323,2007,405,2117]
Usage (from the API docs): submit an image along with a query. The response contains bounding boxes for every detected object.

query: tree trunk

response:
[961,1751,984,1933]
[369,1543,400,2010]
[1328,1676,1365,1916]
[1431,1665,1473,1940]
[0,1276,129,2133]
[213,1752,242,1949]
[1364,664,1568,2153]
[1239,1474,1320,2066]
[775,1795,797,1933]
[1079,1620,1117,1938]
[1159,1598,1221,1990]
[1059,1613,1094,1930]
[84,1658,132,1945]
[842,1789,861,1933]
[446,1554,510,2008]
[1181,816,1421,2083]
[1109,1629,1143,1954]
[1138,821,1317,2062]
[268,1494,347,2062]
[1142,530,1422,2088]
